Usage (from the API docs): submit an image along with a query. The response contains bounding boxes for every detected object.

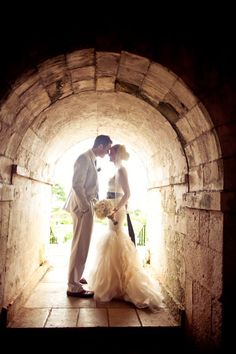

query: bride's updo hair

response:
[113,144,129,161]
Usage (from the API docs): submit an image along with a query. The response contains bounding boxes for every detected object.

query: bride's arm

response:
[113,167,130,212]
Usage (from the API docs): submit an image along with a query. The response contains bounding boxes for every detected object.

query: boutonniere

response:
[97,167,101,172]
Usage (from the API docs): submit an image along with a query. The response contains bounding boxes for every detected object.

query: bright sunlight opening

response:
[49,139,149,267]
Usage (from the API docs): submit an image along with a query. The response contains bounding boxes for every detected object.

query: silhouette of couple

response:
[64,135,163,311]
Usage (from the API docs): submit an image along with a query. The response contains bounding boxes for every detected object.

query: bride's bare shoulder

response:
[117,166,128,178]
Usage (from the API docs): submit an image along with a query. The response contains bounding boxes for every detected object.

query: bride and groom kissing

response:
[64,135,163,312]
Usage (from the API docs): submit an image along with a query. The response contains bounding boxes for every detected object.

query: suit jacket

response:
[63,149,98,213]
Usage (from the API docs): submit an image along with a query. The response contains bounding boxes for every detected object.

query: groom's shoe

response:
[66,289,94,298]
[79,278,88,284]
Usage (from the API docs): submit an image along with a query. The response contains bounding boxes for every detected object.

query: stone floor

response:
[7,242,179,329]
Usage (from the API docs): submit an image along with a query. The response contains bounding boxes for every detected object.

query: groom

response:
[64,135,112,298]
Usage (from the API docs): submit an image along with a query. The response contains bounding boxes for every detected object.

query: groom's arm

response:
[72,154,90,212]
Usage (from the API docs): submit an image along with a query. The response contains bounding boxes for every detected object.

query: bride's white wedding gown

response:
[88,177,163,312]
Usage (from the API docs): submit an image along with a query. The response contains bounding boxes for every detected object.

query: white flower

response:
[94,199,113,219]
[94,199,118,225]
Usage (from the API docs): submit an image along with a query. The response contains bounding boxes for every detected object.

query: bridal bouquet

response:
[94,199,118,225]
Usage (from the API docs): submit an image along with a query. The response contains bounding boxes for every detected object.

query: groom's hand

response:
[81,208,89,214]
[91,198,99,207]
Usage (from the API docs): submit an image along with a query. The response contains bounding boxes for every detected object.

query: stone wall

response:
[2,174,51,309]
[0,45,233,353]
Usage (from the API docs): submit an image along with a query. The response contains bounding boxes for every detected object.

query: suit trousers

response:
[67,208,94,292]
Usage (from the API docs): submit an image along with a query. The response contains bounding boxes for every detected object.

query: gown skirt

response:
[88,205,163,312]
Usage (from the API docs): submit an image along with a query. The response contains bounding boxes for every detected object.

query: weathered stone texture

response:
[96,52,120,77]
[0,92,24,125]
[4,177,51,307]
[117,51,150,88]
[0,49,226,352]
[184,191,221,211]
[72,79,95,94]
[67,48,95,69]
[0,184,14,201]
[192,282,212,347]
[186,207,200,242]
[185,103,213,138]
[142,62,177,102]
[96,77,115,91]
[0,202,10,309]
[203,159,223,191]
[176,116,195,143]
[0,156,13,184]
[199,210,210,246]
[38,55,67,86]
[19,81,51,117]
[11,70,39,96]
[209,211,223,252]
[38,55,73,101]
[165,77,198,115]
[189,165,204,191]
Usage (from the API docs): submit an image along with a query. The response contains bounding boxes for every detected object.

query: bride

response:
[88,144,163,312]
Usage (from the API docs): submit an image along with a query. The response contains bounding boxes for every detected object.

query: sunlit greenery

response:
[50,183,147,245]
[50,183,72,244]
[52,184,66,201]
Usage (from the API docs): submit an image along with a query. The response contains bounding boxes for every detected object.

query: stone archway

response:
[0,49,223,350]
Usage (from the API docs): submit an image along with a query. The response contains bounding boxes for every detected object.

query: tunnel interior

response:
[0,49,223,349]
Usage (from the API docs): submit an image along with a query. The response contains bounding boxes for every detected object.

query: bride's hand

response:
[107,208,117,218]
[107,211,118,225]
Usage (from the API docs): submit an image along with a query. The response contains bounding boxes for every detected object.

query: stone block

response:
[96,52,120,77]
[183,191,221,211]
[117,51,150,89]
[142,63,176,102]
[203,159,223,191]
[185,207,200,242]
[192,282,212,344]
[120,51,150,73]
[72,79,95,93]
[21,128,44,154]
[185,276,193,327]
[0,157,13,184]
[176,116,195,143]
[11,70,38,96]
[70,66,95,82]
[117,66,145,88]
[209,211,223,253]
[37,55,67,86]
[211,298,223,347]
[96,77,115,91]
[46,77,73,101]
[67,48,95,69]
[0,201,10,235]
[189,165,204,192]
[14,106,34,131]
[19,81,51,117]
[0,92,24,125]
[168,77,198,112]
[185,102,213,138]
[199,210,210,246]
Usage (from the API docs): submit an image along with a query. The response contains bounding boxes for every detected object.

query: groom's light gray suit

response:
[64,149,98,292]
